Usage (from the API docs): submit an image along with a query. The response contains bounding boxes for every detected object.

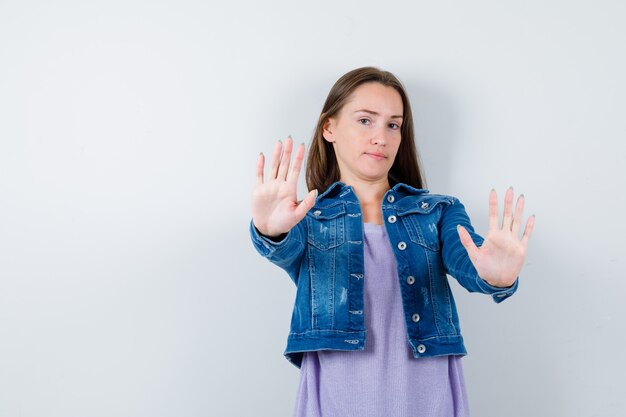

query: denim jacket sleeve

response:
[439,196,519,303]
[249,219,306,285]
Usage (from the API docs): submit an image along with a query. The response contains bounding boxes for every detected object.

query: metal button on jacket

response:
[421,202,429,209]
[387,215,397,223]
[412,313,420,322]
[406,276,415,285]
[387,195,395,203]
[397,241,407,250]
[417,344,426,354]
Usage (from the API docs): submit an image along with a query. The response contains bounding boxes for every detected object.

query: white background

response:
[1,1,624,416]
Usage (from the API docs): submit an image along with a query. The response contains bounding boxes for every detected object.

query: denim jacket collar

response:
[317,181,430,202]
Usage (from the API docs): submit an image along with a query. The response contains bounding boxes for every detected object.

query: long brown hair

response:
[306,66,426,193]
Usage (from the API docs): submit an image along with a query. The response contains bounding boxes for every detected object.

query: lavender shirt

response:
[292,222,470,417]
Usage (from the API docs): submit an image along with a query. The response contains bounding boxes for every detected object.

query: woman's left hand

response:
[457,187,535,288]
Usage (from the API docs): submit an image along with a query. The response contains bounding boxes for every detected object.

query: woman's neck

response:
[341,177,390,225]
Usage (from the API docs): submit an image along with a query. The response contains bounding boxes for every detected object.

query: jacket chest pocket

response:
[306,205,346,250]
[399,201,448,252]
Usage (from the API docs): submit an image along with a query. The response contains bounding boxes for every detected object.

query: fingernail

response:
[508,185,513,190]
[520,193,524,198]
[260,152,263,156]
[288,134,292,139]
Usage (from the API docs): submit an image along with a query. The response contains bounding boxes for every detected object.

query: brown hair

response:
[306,66,426,193]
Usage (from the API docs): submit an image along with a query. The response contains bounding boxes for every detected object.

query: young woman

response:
[250,67,535,417]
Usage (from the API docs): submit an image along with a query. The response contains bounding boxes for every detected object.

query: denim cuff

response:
[476,276,519,303]
[249,220,292,256]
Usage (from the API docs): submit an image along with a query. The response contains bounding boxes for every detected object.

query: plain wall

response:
[1,0,624,416]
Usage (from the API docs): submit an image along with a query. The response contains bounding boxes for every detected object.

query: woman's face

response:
[323,82,403,186]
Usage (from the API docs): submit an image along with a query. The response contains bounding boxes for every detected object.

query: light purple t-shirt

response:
[292,222,470,417]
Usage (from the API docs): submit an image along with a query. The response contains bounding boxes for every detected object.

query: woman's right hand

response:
[252,136,318,238]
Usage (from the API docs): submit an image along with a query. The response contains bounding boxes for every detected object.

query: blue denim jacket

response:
[250,181,518,369]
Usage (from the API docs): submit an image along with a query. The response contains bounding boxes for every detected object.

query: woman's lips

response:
[365,152,386,161]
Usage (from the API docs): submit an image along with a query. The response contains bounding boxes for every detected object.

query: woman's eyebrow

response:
[354,109,403,119]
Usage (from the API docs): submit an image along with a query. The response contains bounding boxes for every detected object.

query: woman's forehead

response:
[342,83,403,116]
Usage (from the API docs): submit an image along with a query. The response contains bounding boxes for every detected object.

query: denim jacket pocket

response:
[306,204,346,250]
[398,198,451,252]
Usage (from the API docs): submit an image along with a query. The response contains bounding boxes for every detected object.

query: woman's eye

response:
[389,122,400,129]
[359,118,370,125]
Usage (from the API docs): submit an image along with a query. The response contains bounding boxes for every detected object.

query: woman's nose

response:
[371,133,387,146]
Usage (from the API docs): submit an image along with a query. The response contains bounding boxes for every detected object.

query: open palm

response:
[251,136,317,238]
[457,187,535,288]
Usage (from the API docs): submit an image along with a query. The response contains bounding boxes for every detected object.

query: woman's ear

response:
[322,117,335,143]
